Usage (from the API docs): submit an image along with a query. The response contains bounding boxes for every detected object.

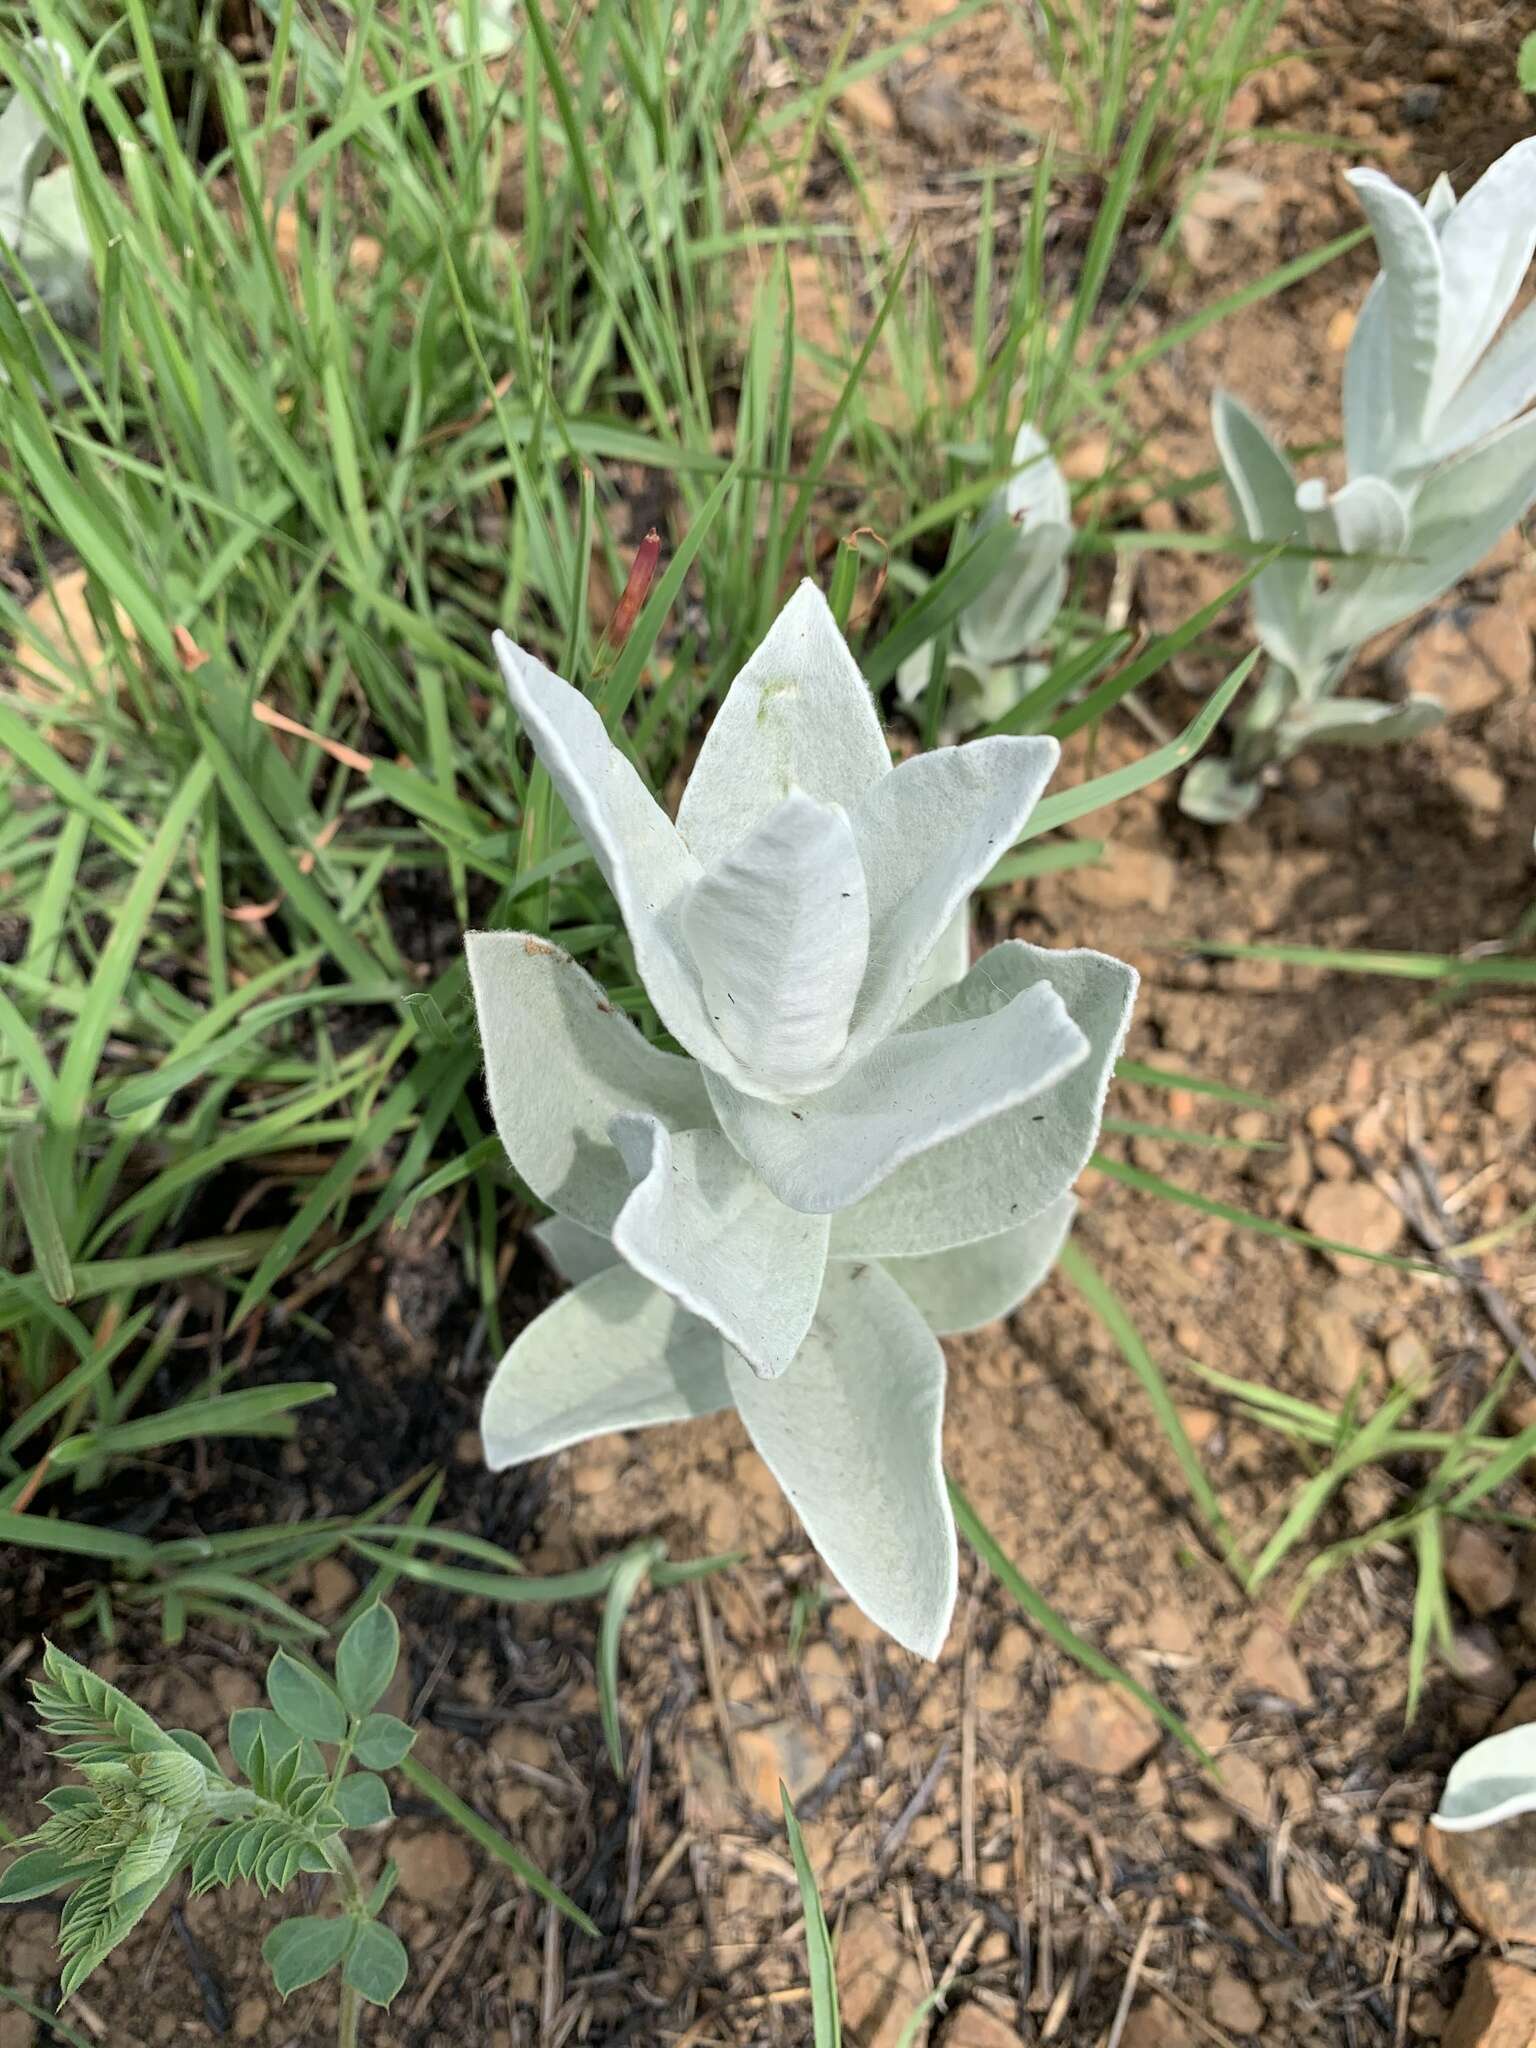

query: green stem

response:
[324,1839,368,2048]
[338,1983,362,2048]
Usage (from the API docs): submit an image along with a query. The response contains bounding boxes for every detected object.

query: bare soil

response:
[4,3,1536,2044]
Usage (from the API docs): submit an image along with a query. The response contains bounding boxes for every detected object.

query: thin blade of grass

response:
[948,1474,1208,1764]
[1058,1240,1248,1588]
[597,1540,665,1778]
[399,1756,599,1936]
[1022,653,1257,840]
[782,1788,842,2048]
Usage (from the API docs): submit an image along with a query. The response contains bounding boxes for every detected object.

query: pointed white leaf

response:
[1424,173,1457,229]
[1004,422,1073,528]
[1345,167,1445,460]
[18,164,94,330]
[1429,136,1536,421]
[676,580,890,868]
[1297,476,1412,656]
[830,941,1137,1255]
[895,642,941,708]
[481,1264,731,1467]
[1296,474,1408,562]
[0,41,66,237]
[709,975,1088,1215]
[958,523,1071,667]
[877,1194,1076,1334]
[1434,1722,1536,1833]
[960,425,1072,664]
[1211,391,1311,675]
[726,1260,956,1658]
[1433,297,1536,460]
[1177,755,1265,823]
[898,905,971,1025]
[895,648,1040,740]
[1342,275,1393,478]
[531,1216,620,1287]
[1344,410,1536,641]
[493,634,726,1070]
[846,735,1059,1051]
[609,1115,828,1379]
[681,791,869,1093]
[1291,695,1443,748]
[465,931,710,1234]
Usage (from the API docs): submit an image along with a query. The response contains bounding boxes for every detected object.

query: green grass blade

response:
[1023,653,1257,840]
[782,1788,841,2048]
[597,1540,664,1778]
[1058,1240,1248,1587]
[399,1756,599,1937]
[948,1474,1208,1764]
[8,1129,75,1303]
[1092,1156,1439,1274]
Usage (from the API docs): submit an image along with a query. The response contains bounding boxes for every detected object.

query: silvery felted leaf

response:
[707,975,1089,1215]
[1423,172,1457,230]
[1211,391,1310,677]
[1005,422,1073,527]
[676,580,891,868]
[725,1259,956,1659]
[19,164,94,330]
[531,1216,620,1286]
[1297,474,1411,660]
[481,1263,730,1467]
[1433,1723,1536,1833]
[1342,276,1393,479]
[609,1115,828,1379]
[1433,297,1536,459]
[442,1,518,55]
[877,1194,1076,1334]
[493,633,727,1073]
[1296,474,1409,562]
[959,423,1072,665]
[846,735,1059,1053]
[1345,167,1444,465]
[898,906,970,1025]
[1426,136,1536,422]
[1177,756,1265,824]
[1345,409,1536,640]
[1289,695,1443,748]
[829,941,1137,1255]
[958,527,1071,667]
[681,790,869,1095]
[0,44,60,242]
[894,647,1040,742]
[465,931,710,1234]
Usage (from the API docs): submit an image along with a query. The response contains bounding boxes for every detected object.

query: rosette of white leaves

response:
[469,581,1137,1657]
[1182,140,1536,823]
[1213,387,1536,693]
[896,423,1072,738]
[1344,139,1536,484]
[1182,378,1536,822]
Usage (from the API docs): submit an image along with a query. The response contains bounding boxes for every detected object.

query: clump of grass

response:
[1022,0,1285,199]
[1183,1352,1536,1718]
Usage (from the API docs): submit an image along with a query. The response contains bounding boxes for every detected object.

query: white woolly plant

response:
[0,42,95,391]
[1433,1722,1536,1835]
[896,423,1073,739]
[469,580,1138,1659]
[1182,138,1536,824]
